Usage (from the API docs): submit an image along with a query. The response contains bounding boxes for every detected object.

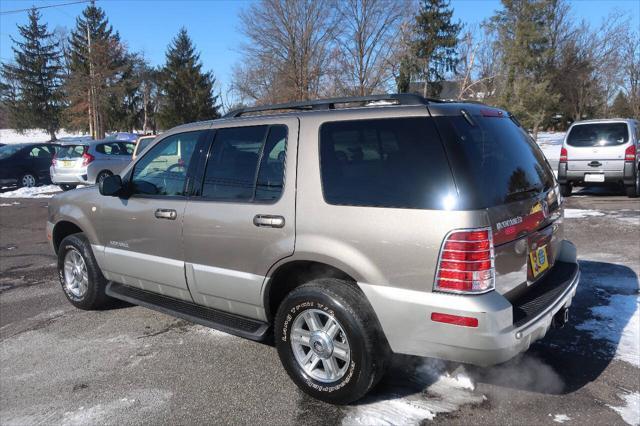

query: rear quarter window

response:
[566,122,629,147]
[319,117,455,209]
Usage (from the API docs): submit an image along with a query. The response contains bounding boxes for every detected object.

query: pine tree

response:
[1,8,63,141]
[413,0,461,97]
[490,0,560,135]
[158,28,219,129]
[610,91,633,118]
[66,3,130,139]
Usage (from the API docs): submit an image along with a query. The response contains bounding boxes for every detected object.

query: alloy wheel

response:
[290,309,351,383]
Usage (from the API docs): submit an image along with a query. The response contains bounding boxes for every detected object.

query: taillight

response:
[559,147,568,163]
[81,152,94,166]
[434,228,495,294]
[51,152,57,166]
[625,144,637,161]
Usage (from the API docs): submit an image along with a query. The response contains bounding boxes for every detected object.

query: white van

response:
[558,118,639,197]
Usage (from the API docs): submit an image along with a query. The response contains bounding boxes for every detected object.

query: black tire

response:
[18,172,38,188]
[275,279,390,404]
[626,170,639,198]
[96,170,113,185]
[57,233,111,310]
[560,183,572,197]
[59,184,77,191]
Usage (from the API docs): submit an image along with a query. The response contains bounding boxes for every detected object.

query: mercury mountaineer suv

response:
[47,94,580,404]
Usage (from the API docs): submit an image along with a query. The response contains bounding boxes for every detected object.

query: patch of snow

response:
[608,392,640,426]
[342,361,484,425]
[536,132,565,164]
[551,413,572,423]
[0,201,20,206]
[0,128,91,145]
[576,293,640,367]
[564,208,605,219]
[0,185,61,198]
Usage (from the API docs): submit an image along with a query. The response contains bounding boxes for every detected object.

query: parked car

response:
[132,134,156,160]
[47,94,579,404]
[50,140,135,190]
[558,118,639,197]
[0,142,58,188]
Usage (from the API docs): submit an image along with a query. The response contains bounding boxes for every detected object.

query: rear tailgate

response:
[430,104,562,298]
[565,122,630,172]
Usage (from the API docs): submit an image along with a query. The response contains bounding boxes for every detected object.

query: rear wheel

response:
[59,184,77,191]
[560,183,572,197]
[18,173,37,188]
[96,170,113,185]
[57,233,111,310]
[625,169,639,198]
[275,279,389,404]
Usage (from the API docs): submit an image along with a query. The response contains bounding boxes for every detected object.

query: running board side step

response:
[106,282,270,341]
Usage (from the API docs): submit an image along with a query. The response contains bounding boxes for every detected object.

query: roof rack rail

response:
[224,93,439,118]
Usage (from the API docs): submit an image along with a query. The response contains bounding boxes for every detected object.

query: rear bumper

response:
[50,166,89,185]
[558,161,636,185]
[359,240,580,367]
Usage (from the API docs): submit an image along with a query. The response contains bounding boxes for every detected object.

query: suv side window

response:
[201,125,287,202]
[131,131,203,196]
[319,117,455,209]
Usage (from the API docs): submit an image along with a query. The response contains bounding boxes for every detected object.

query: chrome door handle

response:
[155,209,177,220]
[253,215,285,228]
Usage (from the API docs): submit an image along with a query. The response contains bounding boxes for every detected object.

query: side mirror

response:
[99,174,124,196]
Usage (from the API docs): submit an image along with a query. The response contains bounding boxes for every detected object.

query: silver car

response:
[50,140,135,190]
[558,118,639,197]
[47,94,579,404]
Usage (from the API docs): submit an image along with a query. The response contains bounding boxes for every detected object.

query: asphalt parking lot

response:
[1,187,639,425]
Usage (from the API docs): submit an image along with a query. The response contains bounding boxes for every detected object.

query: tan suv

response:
[47,94,580,404]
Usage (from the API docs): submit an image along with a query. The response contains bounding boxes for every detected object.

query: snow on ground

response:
[536,131,565,163]
[564,208,605,219]
[608,392,640,426]
[550,413,572,423]
[0,185,61,199]
[342,361,484,425]
[0,201,20,207]
[577,292,640,368]
[0,129,91,145]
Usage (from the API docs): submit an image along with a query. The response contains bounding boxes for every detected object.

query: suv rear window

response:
[566,122,629,147]
[433,112,555,208]
[57,145,86,158]
[319,117,455,209]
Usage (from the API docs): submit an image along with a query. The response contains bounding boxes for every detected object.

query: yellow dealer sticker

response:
[530,245,549,278]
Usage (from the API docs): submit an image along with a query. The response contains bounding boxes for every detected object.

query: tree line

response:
[1,0,638,141]
[1,3,218,140]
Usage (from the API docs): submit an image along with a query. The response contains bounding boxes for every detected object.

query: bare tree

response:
[622,30,640,118]
[331,0,406,96]
[233,0,338,104]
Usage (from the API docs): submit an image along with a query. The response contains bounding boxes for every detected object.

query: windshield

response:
[0,145,24,160]
[434,112,556,208]
[57,145,86,158]
[566,123,629,147]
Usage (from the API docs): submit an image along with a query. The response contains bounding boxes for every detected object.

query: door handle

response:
[253,215,285,228]
[155,209,177,220]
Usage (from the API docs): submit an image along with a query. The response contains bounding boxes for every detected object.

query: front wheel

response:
[18,173,38,188]
[96,171,113,185]
[275,279,389,404]
[57,233,111,310]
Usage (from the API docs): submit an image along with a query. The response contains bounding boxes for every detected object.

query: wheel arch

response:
[52,220,84,254]
[263,259,372,322]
